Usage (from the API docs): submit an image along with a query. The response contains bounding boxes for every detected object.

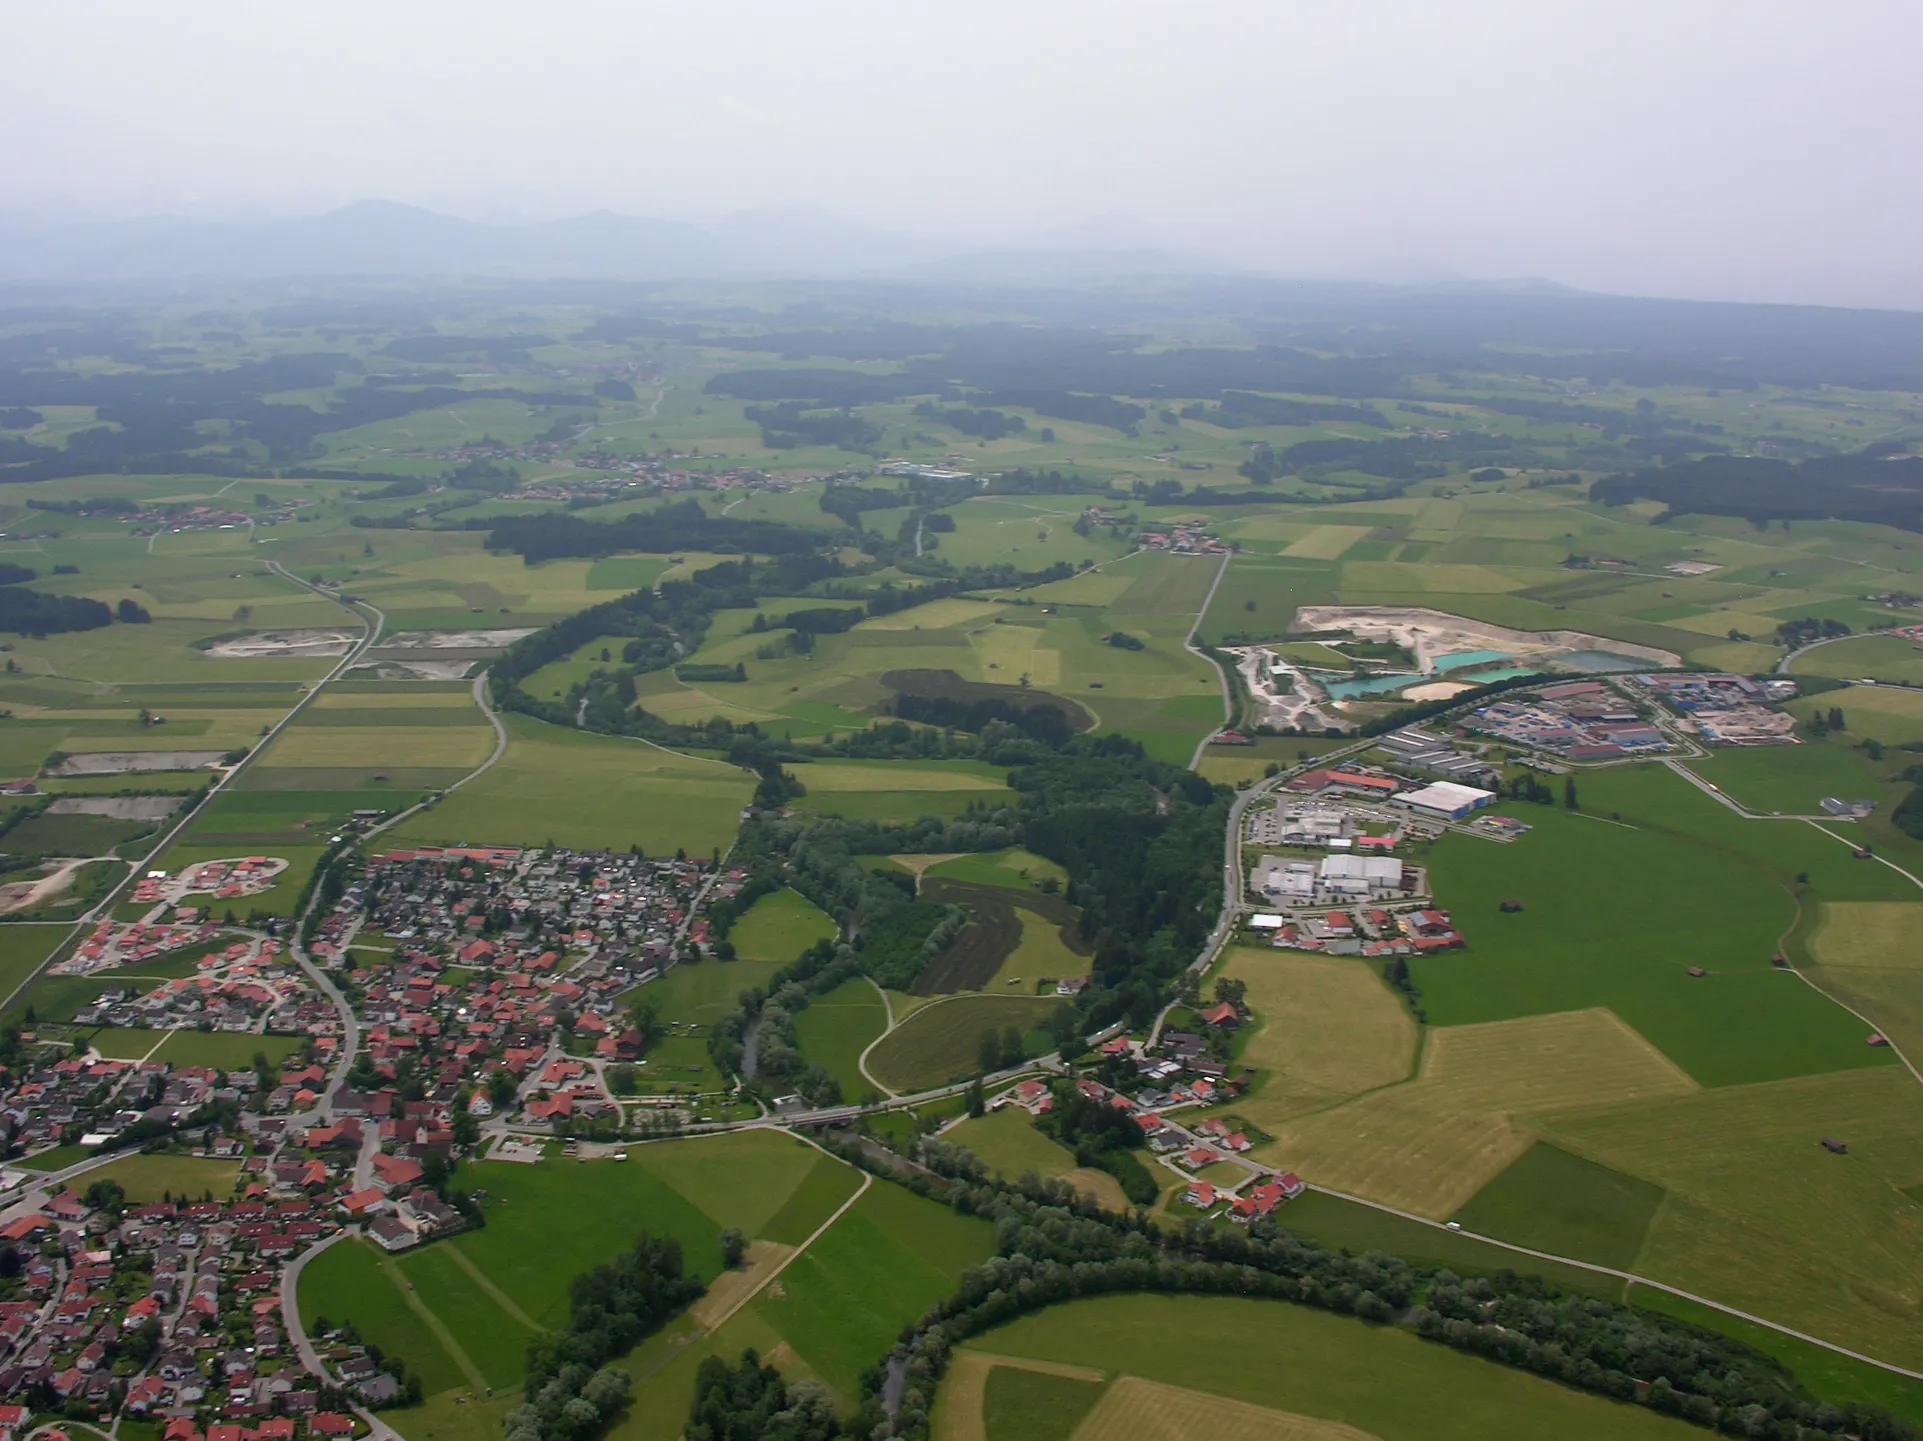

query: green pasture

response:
[586,555,672,591]
[628,1031,720,1094]
[607,1175,991,1437]
[952,1293,1704,1441]
[1792,635,1923,685]
[1628,1286,1923,1428]
[301,1128,852,1382]
[728,886,838,962]
[946,1105,1082,1184]
[635,957,785,1026]
[78,1152,242,1202]
[298,1239,471,1400]
[1278,1190,1621,1298]
[755,1179,996,1395]
[0,924,70,1007]
[925,847,1067,893]
[384,715,752,856]
[84,1028,304,1068]
[1787,686,1923,747]
[1413,771,1902,1086]
[1679,739,1895,816]
[982,1368,1102,1441]
[1454,1142,1665,1270]
[793,977,887,1100]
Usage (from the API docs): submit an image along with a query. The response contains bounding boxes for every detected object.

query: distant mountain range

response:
[0,199,1241,283]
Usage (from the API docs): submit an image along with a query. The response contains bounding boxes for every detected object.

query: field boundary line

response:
[441,1244,540,1330]
[859,978,900,1098]
[698,1152,872,1336]
[1184,551,1234,771]
[375,1250,490,1394]
[1777,824,1923,1090]
[355,668,511,849]
[1303,1183,1923,1381]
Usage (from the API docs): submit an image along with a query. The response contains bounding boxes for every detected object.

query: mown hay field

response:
[1256,1008,1697,1218]
[1808,900,1923,1063]
[1539,1065,1923,1370]
[1219,947,1416,1124]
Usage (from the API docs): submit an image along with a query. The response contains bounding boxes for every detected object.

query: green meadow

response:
[386,714,752,856]
[1413,771,1900,1087]
[728,886,838,962]
[792,977,888,1100]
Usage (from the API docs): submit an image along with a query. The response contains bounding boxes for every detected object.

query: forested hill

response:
[1592,451,1923,529]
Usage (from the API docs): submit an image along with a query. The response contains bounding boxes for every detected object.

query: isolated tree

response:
[965,1075,985,1118]
[1829,706,1847,730]
[1563,777,1580,810]
[998,1025,1025,1069]
[719,1227,747,1269]
[977,1030,1000,1075]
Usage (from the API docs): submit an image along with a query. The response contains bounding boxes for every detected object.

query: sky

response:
[5,0,1920,308]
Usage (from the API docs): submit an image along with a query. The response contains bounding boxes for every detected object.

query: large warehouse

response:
[1391,781,1497,820]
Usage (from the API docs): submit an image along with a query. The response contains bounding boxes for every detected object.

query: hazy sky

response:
[6,0,1920,307]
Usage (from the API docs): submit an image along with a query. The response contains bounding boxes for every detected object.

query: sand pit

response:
[1401,681,1477,702]
[376,628,535,650]
[204,629,357,659]
[346,659,482,681]
[1291,605,1679,670]
[47,796,181,821]
[47,751,228,776]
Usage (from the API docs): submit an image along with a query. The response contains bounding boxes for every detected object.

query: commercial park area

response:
[1234,657,1818,960]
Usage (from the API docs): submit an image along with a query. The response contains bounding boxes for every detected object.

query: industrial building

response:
[1392,781,1497,820]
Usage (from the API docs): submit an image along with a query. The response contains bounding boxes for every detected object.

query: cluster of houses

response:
[1628,673,1800,746]
[1066,1035,1305,1224]
[1467,681,1672,760]
[343,846,713,968]
[433,434,801,501]
[1251,904,1463,956]
[119,499,308,537]
[1,1053,333,1157]
[132,859,289,911]
[0,1187,365,1428]
[1136,522,1227,556]
[69,942,333,1040]
[61,922,238,977]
